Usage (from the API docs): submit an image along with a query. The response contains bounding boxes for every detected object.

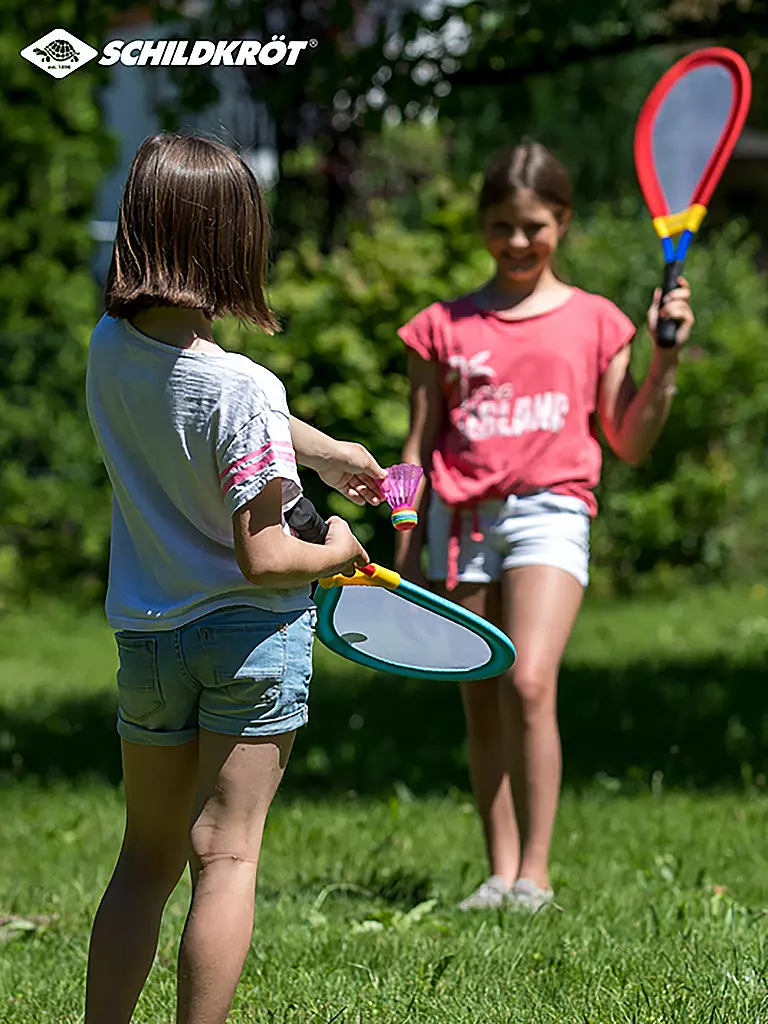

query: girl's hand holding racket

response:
[324,515,370,577]
[648,276,694,350]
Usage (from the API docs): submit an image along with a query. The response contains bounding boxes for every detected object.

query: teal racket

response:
[285,498,516,681]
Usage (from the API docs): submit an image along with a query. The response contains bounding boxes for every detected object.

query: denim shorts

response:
[427,491,591,587]
[114,605,316,746]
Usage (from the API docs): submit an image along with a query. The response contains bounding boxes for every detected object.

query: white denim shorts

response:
[427,491,591,588]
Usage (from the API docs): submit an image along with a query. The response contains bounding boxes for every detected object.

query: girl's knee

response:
[188,844,261,892]
[189,816,264,869]
[117,841,186,893]
[502,666,557,715]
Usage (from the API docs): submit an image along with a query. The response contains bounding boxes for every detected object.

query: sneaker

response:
[506,877,554,913]
[457,875,511,911]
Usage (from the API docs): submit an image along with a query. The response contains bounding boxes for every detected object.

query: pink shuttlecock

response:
[383,463,424,531]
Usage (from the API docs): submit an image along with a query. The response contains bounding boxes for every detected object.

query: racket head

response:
[315,573,516,682]
[634,47,751,219]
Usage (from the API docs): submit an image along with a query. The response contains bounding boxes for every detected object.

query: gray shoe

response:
[506,877,554,913]
[457,875,510,911]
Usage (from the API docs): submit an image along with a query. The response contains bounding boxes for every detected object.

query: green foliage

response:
[0,4,114,596]
[2,0,766,598]
[166,0,766,249]
[220,166,768,588]
[561,207,768,591]
[445,49,672,209]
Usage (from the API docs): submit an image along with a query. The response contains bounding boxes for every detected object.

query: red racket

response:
[634,47,751,346]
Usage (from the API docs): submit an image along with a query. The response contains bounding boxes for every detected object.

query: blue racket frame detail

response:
[662,230,693,265]
[314,576,516,682]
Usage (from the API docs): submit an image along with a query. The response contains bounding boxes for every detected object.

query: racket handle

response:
[657,261,684,348]
[285,496,329,544]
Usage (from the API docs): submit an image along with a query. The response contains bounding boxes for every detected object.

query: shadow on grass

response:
[2,652,768,793]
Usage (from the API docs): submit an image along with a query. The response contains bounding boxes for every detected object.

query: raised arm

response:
[598,279,693,466]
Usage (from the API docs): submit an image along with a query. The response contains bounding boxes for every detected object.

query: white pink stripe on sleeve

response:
[220,440,297,496]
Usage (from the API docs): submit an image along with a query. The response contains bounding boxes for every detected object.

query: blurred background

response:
[3,0,768,794]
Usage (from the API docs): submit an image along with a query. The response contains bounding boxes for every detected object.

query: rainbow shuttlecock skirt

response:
[390,504,418,531]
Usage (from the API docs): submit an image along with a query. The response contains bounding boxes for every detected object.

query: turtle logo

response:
[20,28,99,79]
[34,40,81,65]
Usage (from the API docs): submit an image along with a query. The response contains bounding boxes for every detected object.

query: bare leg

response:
[439,582,519,884]
[176,729,294,1024]
[85,738,199,1024]
[500,566,583,889]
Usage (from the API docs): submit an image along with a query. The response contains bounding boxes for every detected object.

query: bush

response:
[219,184,768,590]
[4,91,767,597]
[0,6,114,598]
[562,207,768,593]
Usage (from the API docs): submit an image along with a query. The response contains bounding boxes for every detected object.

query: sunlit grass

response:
[2,588,768,1021]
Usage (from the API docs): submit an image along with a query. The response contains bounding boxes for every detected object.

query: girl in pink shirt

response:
[396,142,694,912]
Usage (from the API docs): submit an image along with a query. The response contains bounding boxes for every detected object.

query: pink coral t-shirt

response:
[398,289,635,517]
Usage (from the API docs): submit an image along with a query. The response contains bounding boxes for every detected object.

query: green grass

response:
[3,587,768,1021]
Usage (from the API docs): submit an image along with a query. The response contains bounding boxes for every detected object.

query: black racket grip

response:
[285,496,329,544]
[657,260,684,348]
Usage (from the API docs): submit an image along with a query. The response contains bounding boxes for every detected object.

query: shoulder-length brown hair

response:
[104,133,278,332]
[479,142,573,223]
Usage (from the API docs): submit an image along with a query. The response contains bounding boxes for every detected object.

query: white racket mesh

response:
[652,64,733,215]
[331,586,493,672]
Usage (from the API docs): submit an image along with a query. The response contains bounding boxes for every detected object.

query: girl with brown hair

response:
[84,133,382,1023]
[396,142,694,912]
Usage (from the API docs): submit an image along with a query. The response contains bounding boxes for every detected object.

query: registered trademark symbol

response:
[309,38,318,47]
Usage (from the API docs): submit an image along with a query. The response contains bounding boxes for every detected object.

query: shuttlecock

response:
[383,463,424,531]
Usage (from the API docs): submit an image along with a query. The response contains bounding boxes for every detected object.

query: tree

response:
[0,3,116,596]
[162,0,767,245]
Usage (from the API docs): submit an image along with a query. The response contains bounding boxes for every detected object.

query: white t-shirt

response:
[86,315,312,631]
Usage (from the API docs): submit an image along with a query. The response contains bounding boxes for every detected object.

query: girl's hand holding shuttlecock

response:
[316,441,387,506]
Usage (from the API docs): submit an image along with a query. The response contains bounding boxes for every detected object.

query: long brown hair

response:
[105,133,278,332]
[479,142,573,222]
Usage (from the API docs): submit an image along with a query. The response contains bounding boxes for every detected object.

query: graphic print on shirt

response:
[446,351,570,443]
[446,350,498,403]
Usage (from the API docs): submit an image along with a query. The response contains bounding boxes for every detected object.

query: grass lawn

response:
[2,587,768,1021]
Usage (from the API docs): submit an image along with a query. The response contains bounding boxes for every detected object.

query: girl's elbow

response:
[622,452,644,468]
[606,422,645,467]
[236,544,285,586]
[401,440,423,466]
[616,442,647,467]
[236,555,266,587]
[240,565,284,588]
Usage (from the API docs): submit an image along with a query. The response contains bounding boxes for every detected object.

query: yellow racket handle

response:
[653,203,707,240]
[318,564,401,590]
